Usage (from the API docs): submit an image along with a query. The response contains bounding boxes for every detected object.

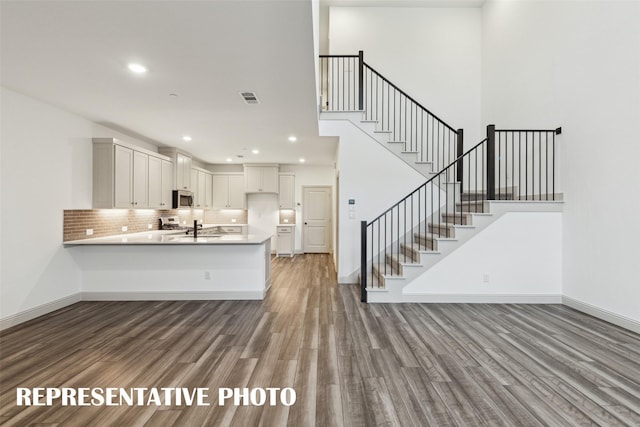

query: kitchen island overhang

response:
[65,233,272,300]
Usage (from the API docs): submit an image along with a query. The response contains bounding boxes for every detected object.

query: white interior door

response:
[303,186,331,253]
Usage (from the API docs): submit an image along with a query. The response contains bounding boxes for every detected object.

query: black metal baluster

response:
[525,131,529,200]
[361,221,367,302]
[545,132,549,200]
[518,132,522,200]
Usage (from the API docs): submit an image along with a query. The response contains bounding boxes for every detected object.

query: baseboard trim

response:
[0,293,82,331]
[562,296,640,334]
[399,293,562,304]
[81,291,264,301]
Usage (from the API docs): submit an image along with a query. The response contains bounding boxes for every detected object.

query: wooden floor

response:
[1,254,640,426]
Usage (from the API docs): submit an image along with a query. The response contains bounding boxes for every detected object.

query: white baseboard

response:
[562,296,640,334]
[82,291,264,301]
[0,293,82,331]
[399,293,562,304]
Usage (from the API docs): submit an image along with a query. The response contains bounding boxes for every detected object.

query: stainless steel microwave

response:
[172,190,194,209]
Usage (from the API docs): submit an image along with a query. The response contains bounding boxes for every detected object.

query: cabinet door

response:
[205,173,213,209]
[212,175,229,208]
[261,167,279,193]
[176,153,192,190]
[279,175,295,209]
[197,171,207,208]
[244,166,262,192]
[161,159,173,208]
[114,145,133,208]
[228,175,246,208]
[148,156,163,208]
[191,169,200,207]
[133,151,149,208]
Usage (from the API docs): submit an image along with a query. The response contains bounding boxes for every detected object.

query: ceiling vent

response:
[240,91,260,105]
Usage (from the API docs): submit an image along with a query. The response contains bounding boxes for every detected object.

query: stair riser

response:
[427,224,455,238]
[386,252,419,268]
[441,213,472,225]
[401,246,422,263]
[413,235,437,250]
[456,204,486,213]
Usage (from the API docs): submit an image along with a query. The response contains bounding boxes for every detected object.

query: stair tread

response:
[373,130,392,134]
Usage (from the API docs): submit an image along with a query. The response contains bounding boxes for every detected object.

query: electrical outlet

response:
[147,223,152,229]
[231,218,237,223]
[204,271,211,280]
[483,273,490,283]
[86,229,93,236]
[283,218,289,223]
[122,226,128,232]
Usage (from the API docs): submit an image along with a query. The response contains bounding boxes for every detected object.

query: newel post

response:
[486,124,496,200]
[360,220,367,303]
[456,129,464,194]
[358,50,364,111]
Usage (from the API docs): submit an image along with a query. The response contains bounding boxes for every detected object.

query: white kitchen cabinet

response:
[278,173,295,209]
[177,153,192,191]
[113,145,133,208]
[244,165,279,193]
[114,147,147,208]
[149,157,173,208]
[276,226,295,257]
[192,168,214,209]
[158,148,193,191]
[93,138,170,209]
[213,173,246,208]
[132,151,149,208]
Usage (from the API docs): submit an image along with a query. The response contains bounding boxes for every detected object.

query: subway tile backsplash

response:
[63,209,248,242]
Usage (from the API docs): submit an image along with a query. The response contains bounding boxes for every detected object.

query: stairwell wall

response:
[319,117,425,283]
[328,6,483,144]
[482,1,640,326]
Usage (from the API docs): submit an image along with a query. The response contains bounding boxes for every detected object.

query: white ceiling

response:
[1,0,337,166]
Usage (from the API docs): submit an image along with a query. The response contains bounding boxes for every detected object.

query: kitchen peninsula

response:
[65,230,272,300]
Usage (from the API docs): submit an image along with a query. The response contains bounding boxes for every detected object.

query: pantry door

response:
[302,186,332,253]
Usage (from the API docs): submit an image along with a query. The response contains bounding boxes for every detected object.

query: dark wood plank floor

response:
[1,254,640,426]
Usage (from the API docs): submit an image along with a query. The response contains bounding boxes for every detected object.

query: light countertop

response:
[64,230,270,246]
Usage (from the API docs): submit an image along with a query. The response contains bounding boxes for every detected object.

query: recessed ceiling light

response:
[128,63,147,74]
[182,135,192,142]
[288,136,297,142]
[299,158,306,163]
[252,149,259,154]
[226,158,233,162]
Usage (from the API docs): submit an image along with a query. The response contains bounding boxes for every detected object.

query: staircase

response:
[318,52,563,303]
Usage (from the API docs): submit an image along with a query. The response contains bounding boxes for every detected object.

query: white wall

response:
[403,212,562,299]
[329,6,483,144]
[0,87,93,324]
[482,1,640,323]
[320,117,425,283]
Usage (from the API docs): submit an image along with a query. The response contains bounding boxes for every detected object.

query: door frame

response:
[301,185,333,254]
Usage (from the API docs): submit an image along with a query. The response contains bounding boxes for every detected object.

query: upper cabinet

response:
[244,165,279,193]
[278,173,295,209]
[158,147,192,191]
[212,173,246,209]
[192,167,214,209]
[93,138,171,209]
[148,156,173,208]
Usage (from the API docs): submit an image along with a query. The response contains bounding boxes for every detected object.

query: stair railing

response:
[360,124,562,302]
[319,51,462,171]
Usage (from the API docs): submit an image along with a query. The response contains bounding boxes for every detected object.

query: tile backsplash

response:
[63,209,248,242]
